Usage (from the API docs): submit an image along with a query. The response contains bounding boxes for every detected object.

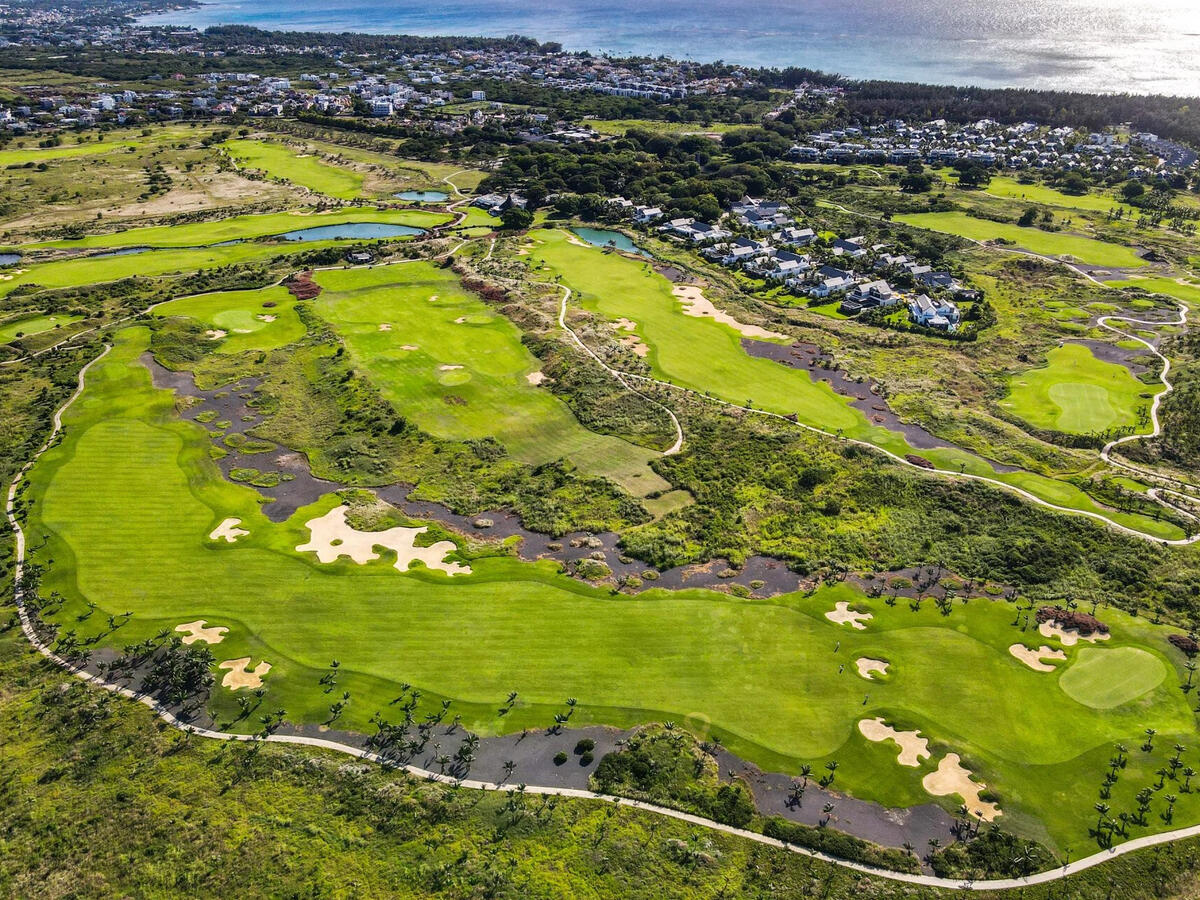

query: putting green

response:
[1002,343,1155,435]
[26,327,1200,853]
[1059,648,1167,709]
[311,262,669,495]
[895,212,1147,268]
[152,286,305,354]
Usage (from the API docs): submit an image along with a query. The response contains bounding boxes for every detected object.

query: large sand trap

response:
[205,329,227,340]
[566,234,590,247]
[297,504,471,576]
[923,754,1000,821]
[378,323,392,331]
[209,517,248,543]
[1039,621,1111,646]
[826,601,872,630]
[1009,643,1067,671]
[526,371,547,385]
[219,657,272,691]
[439,364,464,371]
[856,657,889,679]
[614,318,638,332]
[672,284,788,341]
[858,717,930,767]
[175,620,227,645]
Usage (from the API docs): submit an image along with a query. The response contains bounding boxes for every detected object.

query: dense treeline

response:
[836,81,1200,147]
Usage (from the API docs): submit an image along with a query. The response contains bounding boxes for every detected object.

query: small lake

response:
[395,190,450,203]
[92,247,152,258]
[280,223,425,241]
[572,228,651,257]
[0,253,20,266]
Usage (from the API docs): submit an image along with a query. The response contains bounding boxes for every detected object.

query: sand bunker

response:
[378,323,392,331]
[526,371,547,385]
[1009,643,1067,672]
[858,718,930,767]
[1039,621,1111,646]
[296,504,471,576]
[175,620,227,645]
[219,657,272,691]
[855,657,889,679]
[205,329,227,340]
[826,601,872,630]
[454,316,468,324]
[614,318,638,332]
[672,284,788,341]
[439,364,464,371]
[428,294,439,302]
[401,344,419,351]
[209,517,248,543]
[923,753,1000,821]
[566,234,590,247]
[256,314,277,322]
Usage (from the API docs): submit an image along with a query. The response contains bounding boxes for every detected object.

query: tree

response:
[900,172,932,193]
[1018,207,1038,227]
[1121,181,1145,201]
[1061,172,1089,195]
[500,206,533,230]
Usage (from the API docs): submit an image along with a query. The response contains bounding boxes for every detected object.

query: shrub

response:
[553,751,568,766]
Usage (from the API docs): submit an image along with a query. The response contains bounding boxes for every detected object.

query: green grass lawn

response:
[524,229,1180,539]
[311,262,668,496]
[0,240,347,299]
[1002,343,1157,435]
[950,174,1136,216]
[0,312,83,344]
[896,212,1148,268]
[0,125,216,168]
[585,119,741,136]
[22,207,451,251]
[1105,276,1200,307]
[152,285,305,354]
[26,326,1200,855]
[223,139,365,199]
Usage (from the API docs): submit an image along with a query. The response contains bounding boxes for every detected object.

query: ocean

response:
[139,0,1200,96]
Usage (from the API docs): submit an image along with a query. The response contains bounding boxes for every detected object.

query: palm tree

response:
[798,764,812,787]
[1095,802,1110,831]
[1144,728,1157,752]
[1183,766,1196,792]
[1165,794,1178,823]
[927,838,941,857]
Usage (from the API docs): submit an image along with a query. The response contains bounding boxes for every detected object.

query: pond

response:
[0,253,20,266]
[280,223,425,241]
[571,228,651,257]
[395,190,450,203]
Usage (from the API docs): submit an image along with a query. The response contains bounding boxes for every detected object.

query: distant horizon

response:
[140,0,1200,97]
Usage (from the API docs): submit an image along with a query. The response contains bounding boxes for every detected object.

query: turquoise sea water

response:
[141,0,1200,95]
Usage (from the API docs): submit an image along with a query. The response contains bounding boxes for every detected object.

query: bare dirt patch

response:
[175,620,227,645]
[825,601,872,630]
[219,657,272,691]
[1009,643,1067,671]
[855,657,889,679]
[858,717,930,767]
[296,504,471,576]
[209,517,248,543]
[923,754,1000,821]
[672,284,788,341]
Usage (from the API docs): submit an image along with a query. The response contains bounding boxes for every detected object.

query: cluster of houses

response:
[639,196,975,332]
[786,118,1164,179]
